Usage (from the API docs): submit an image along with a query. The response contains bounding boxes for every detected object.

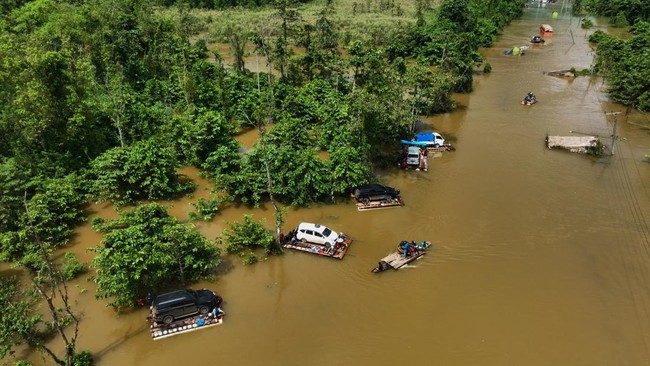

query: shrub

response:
[611,11,629,28]
[483,62,492,73]
[219,215,275,256]
[62,252,86,280]
[189,196,224,221]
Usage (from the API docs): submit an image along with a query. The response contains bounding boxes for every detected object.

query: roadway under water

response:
[10,4,650,365]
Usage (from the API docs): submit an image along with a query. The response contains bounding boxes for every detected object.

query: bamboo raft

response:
[151,314,224,340]
[281,234,353,260]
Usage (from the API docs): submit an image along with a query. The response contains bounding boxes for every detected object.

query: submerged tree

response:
[91,203,221,309]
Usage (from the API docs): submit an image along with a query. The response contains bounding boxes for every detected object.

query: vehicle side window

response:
[306,230,314,235]
[315,232,323,238]
[175,300,193,307]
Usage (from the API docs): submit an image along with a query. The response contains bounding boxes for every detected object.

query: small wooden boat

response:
[371,241,430,273]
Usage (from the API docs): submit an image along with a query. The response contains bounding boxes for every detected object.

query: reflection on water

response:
[14,5,650,366]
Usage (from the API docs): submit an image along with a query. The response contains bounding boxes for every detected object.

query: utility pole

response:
[606,112,620,155]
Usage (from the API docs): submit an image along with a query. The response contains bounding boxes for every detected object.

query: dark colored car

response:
[353,184,400,204]
[151,289,222,324]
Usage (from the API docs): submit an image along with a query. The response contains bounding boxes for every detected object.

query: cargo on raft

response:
[351,183,404,211]
[354,197,404,211]
[372,241,430,273]
[281,223,353,259]
[150,311,224,340]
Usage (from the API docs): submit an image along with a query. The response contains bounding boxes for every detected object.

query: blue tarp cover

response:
[400,140,428,146]
[415,132,435,142]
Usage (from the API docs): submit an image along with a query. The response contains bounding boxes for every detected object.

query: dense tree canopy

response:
[91,203,221,308]
[591,21,650,111]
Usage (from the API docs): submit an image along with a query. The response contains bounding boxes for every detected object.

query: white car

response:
[295,222,339,246]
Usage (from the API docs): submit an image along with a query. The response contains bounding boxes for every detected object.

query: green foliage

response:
[86,138,191,205]
[219,215,275,255]
[586,140,605,157]
[588,29,610,44]
[189,195,224,221]
[72,351,93,366]
[62,252,86,281]
[581,18,594,29]
[569,67,592,76]
[582,0,649,25]
[91,203,221,309]
[592,22,650,111]
[242,251,258,265]
[0,277,41,360]
[165,108,240,166]
[611,11,630,27]
[483,62,492,73]
[0,174,86,269]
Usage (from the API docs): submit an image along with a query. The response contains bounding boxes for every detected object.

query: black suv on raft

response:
[353,184,400,204]
[151,289,222,324]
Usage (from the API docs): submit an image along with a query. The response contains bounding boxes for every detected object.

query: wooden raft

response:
[354,197,404,211]
[151,315,224,340]
[282,235,353,260]
[425,143,455,152]
[377,251,425,270]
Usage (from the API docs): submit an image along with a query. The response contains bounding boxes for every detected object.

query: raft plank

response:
[425,143,455,152]
[282,236,353,259]
[151,316,224,341]
[354,198,404,211]
[380,251,425,270]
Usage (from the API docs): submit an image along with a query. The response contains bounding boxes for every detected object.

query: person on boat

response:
[211,306,224,319]
[401,241,414,257]
[418,241,430,249]
[523,91,536,104]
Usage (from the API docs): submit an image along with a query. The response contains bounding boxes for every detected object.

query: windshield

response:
[322,228,332,237]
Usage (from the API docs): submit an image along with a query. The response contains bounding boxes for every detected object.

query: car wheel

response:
[433,144,440,148]
[300,238,307,244]
[162,315,174,324]
[199,306,210,315]
[362,197,370,204]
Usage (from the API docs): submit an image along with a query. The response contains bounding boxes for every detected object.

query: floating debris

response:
[546,135,599,153]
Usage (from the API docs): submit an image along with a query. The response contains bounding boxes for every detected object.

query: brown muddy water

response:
[9,4,650,366]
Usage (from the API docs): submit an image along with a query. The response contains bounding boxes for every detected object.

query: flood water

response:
[13,4,650,365]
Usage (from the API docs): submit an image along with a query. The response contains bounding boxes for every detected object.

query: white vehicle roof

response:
[297,222,335,233]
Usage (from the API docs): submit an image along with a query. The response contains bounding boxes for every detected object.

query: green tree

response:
[219,214,277,256]
[91,203,221,309]
[0,277,41,361]
[86,138,189,204]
